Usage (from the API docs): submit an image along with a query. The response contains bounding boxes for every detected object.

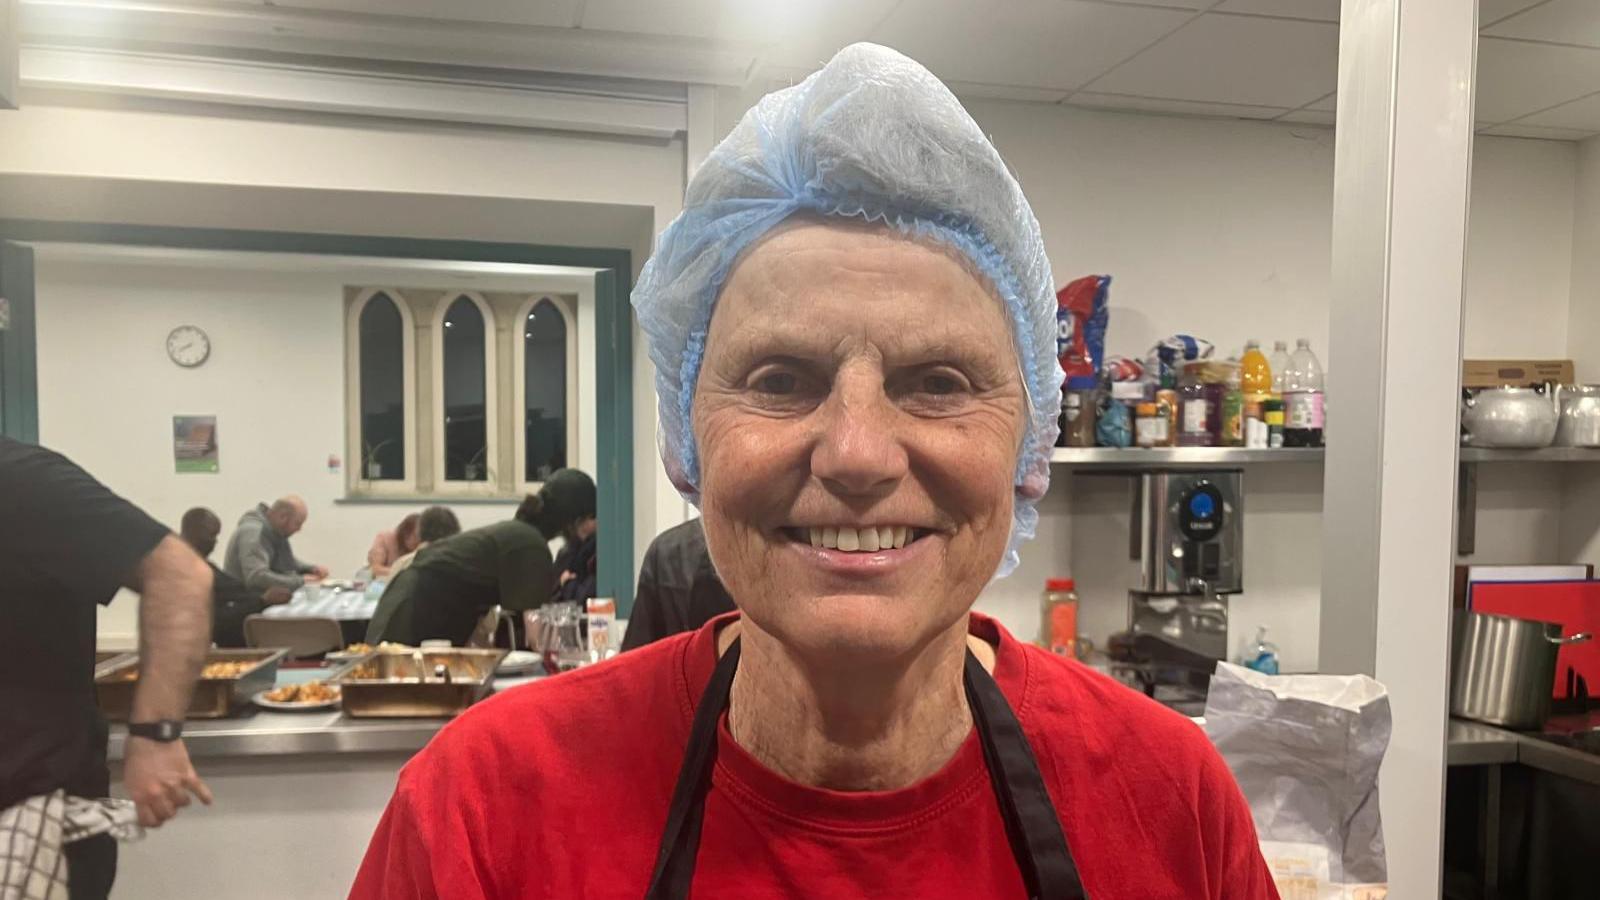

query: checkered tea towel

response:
[1,793,143,900]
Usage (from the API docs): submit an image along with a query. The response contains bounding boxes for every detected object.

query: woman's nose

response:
[809,373,909,498]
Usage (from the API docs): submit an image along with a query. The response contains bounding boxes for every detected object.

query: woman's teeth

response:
[806,525,913,552]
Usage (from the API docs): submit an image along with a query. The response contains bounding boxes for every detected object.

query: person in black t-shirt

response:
[620,518,736,652]
[0,438,217,899]
[179,507,291,647]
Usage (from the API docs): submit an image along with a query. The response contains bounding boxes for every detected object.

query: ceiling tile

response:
[1484,0,1600,48]
[1084,13,1337,107]
[1276,108,1335,125]
[1476,37,1600,122]
[1068,92,1287,119]
[1092,0,1209,7]
[273,0,581,28]
[1304,91,1336,111]
[1480,122,1597,139]
[942,80,1074,103]
[869,0,1193,91]
[582,0,896,52]
[1517,89,1600,129]
[1480,0,1555,29]
[1214,0,1338,22]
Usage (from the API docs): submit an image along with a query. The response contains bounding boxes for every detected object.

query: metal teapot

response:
[1462,385,1561,449]
[1556,384,1600,447]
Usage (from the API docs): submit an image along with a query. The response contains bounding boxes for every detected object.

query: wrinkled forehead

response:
[706,217,1019,362]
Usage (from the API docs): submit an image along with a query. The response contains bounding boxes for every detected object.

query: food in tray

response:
[201,660,256,679]
[102,657,260,683]
[342,642,375,655]
[263,681,340,704]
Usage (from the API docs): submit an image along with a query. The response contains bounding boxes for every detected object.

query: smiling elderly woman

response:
[351,44,1277,900]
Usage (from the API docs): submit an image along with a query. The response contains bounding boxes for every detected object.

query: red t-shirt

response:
[350,614,1279,899]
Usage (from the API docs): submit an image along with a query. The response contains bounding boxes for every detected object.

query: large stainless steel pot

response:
[1555,383,1600,447]
[1450,610,1591,729]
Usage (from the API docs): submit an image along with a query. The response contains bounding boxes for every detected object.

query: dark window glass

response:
[523,299,567,482]
[441,295,488,482]
[358,293,405,481]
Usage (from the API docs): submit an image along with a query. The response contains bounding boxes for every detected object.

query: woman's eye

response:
[755,371,799,395]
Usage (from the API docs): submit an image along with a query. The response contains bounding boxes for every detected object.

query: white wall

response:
[33,252,603,643]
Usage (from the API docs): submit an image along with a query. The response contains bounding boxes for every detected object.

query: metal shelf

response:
[1459,446,1600,463]
[1049,447,1324,469]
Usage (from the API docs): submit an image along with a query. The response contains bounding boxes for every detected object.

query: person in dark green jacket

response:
[366,470,596,646]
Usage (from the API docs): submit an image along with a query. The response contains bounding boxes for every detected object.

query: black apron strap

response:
[644,638,1087,900]
[964,651,1086,899]
[643,638,740,900]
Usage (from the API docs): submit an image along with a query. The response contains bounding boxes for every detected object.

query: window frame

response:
[513,293,579,495]
[344,287,417,498]
[431,290,501,496]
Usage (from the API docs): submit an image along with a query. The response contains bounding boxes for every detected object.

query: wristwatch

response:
[127,720,183,743]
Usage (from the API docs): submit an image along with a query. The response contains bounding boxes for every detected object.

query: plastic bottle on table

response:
[1241,625,1281,675]
[1039,578,1080,658]
[1282,338,1326,447]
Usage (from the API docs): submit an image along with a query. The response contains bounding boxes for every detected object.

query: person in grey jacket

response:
[223,496,327,593]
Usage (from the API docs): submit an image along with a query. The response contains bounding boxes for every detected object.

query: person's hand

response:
[263,586,293,607]
[309,564,330,579]
[559,571,575,586]
[123,737,213,828]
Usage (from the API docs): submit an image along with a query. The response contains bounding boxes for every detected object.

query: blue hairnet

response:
[632,42,1061,578]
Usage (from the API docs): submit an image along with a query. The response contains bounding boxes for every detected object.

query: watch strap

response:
[128,720,183,742]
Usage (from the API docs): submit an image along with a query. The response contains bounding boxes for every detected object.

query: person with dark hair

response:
[384,506,462,582]
[620,518,735,651]
[365,471,596,646]
[416,506,461,544]
[178,507,290,647]
[2,439,215,898]
[367,513,421,578]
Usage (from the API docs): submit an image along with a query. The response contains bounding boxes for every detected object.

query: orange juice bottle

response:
[1240,339,1272,399]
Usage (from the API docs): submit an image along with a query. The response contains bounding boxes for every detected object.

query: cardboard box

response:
[1462,359,1574,389]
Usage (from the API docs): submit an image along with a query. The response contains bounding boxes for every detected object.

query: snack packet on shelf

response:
[1056,275,1110,382]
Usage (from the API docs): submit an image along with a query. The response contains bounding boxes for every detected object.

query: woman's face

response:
[692,219,1027,662]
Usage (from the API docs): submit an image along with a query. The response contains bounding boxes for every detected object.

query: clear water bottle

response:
[1268,340,1292,398]
[1282,338,1325,447]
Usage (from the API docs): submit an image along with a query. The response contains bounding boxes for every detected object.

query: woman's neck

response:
[724,618,987,792]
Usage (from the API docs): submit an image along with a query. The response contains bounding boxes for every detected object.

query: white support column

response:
[1321,0,1476,896]
[685,84,718,185]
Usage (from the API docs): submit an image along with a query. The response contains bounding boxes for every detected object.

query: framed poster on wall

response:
[173,415,219,473]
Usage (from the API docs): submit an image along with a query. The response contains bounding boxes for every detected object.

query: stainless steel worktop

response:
[1448,716,1600,786]
[107,675,543,762]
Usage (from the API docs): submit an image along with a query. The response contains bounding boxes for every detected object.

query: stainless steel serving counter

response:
[106,674,543,761]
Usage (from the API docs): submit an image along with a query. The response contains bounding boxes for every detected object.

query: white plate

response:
[496,651,541,675]
[252,689,340,711]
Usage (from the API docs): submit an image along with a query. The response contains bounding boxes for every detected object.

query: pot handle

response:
[1548,632,1594,645]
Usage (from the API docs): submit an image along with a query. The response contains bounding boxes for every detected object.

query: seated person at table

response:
[223,495,328,593]
[366,470,595,646]
[367,513,421,578]
[553,513,598,604]
[385,506,461,580]
[180,507,291,647]
[620,517,735,651]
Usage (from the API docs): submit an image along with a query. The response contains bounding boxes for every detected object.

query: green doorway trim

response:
[0,218,636,614]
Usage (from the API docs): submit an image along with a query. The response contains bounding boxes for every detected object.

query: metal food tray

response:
[95,648,290,720]
[333,648,508,718]
[94,651,134,680]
